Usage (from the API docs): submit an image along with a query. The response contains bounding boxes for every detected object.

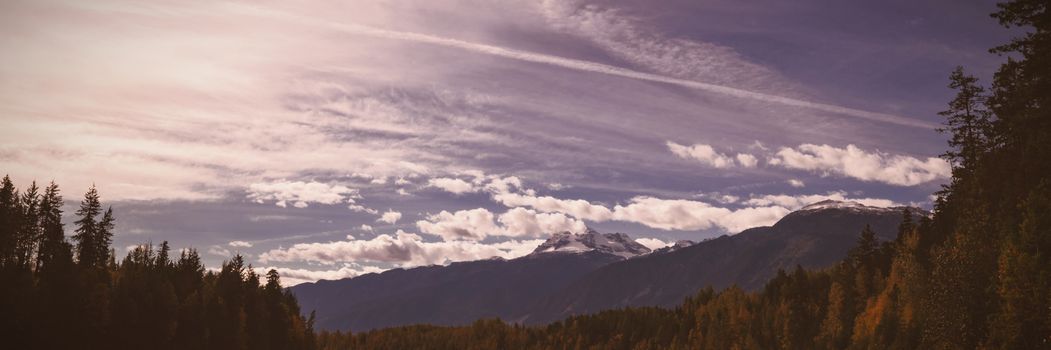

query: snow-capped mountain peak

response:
[532,228,651,258]
[652,240,696,254]
[798,200,898,213]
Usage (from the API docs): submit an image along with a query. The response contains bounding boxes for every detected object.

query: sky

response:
[0,0,1013,285]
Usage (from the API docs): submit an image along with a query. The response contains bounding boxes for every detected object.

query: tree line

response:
[315,1,1051,349]
[0,180,317,349]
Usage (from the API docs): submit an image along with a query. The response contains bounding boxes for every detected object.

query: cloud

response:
[257,230,543,267]
[248,181,359,208]
[736,153,759,168]
[491,191,613,221]
[416,208,500,241]
[665,142,948,186]
[750,141,770,151]
[743,191,900,209]
[667,141,736,168]
[497,207,586,238]
[483,175,791,233]
[427,177,478,194]
[769,144,950,186]
[788,179,806,188]
[415,207,585,241]
[377,210,402,224]
[208,246,231,257]
[348,204,379,215]
[359,224,373,232]
[546,183,567,190]
[634,237,673,250]
[612,196,790,232]
[718,195,740,204]
[483,176,525,194]
[666,141,756,169]
[248,214,296,222]
[272,5,933,129]
[228,240,253,248]
[255,264,386,286]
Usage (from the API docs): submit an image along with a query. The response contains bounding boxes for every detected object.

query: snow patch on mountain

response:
[652,240,696,254]
[532,228,652,258]
[799,199,899,213]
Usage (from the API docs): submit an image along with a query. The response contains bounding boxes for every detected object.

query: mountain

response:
[520,200,920,324]
[292,229,647,331]
[292,200,920,330]
[531,228,652,257]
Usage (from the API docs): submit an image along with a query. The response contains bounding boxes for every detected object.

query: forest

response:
[0,181,317,349]
[3,0,1048,349]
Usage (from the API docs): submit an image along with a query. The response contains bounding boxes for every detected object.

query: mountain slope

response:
[520,201,918,324]
[292,230,646,331]
[293,200,920,330]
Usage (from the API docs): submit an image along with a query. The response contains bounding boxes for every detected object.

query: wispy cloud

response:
[257,6,934,129]
[257,264,385,286]
[247,180,359,208]
[258,230,542,267]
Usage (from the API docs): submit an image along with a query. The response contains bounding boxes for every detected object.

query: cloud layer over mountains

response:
[0,0,1006,284]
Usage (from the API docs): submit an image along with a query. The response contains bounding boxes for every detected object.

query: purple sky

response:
[0,0,1011,284]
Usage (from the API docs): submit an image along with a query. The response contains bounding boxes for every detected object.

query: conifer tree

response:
[96,206,115,267]
[35,181,67,272]
[0,175,18,267]
[938,67,993,174]
[16,181,40,269]
[73,185,102,267]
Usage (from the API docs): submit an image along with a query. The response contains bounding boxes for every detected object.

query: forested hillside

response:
[315,1,1051,349]
[0,180,317,349]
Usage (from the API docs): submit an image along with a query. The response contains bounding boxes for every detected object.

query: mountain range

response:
[291,200,921,331]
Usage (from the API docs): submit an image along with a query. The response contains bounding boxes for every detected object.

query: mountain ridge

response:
[292,200,923,330]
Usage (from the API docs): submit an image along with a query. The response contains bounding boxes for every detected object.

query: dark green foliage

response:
[0,179,316,350]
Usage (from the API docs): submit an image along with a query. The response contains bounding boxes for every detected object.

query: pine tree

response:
[35,181,67,272]
[0,177,32,350]
[0,175,20,267]
[16,181,40,269]
[96,206,115,267]
[32,183,78,349]
[156,241,172,270]
[73,185,102,267]
[938,67,993,174]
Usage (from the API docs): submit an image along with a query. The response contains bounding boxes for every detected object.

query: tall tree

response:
[0,175,18,267]
[96,206,115,267]
[938,67,994,174]
[16,181,40,269]
[73,185,102,267]
[35,181,67,272]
